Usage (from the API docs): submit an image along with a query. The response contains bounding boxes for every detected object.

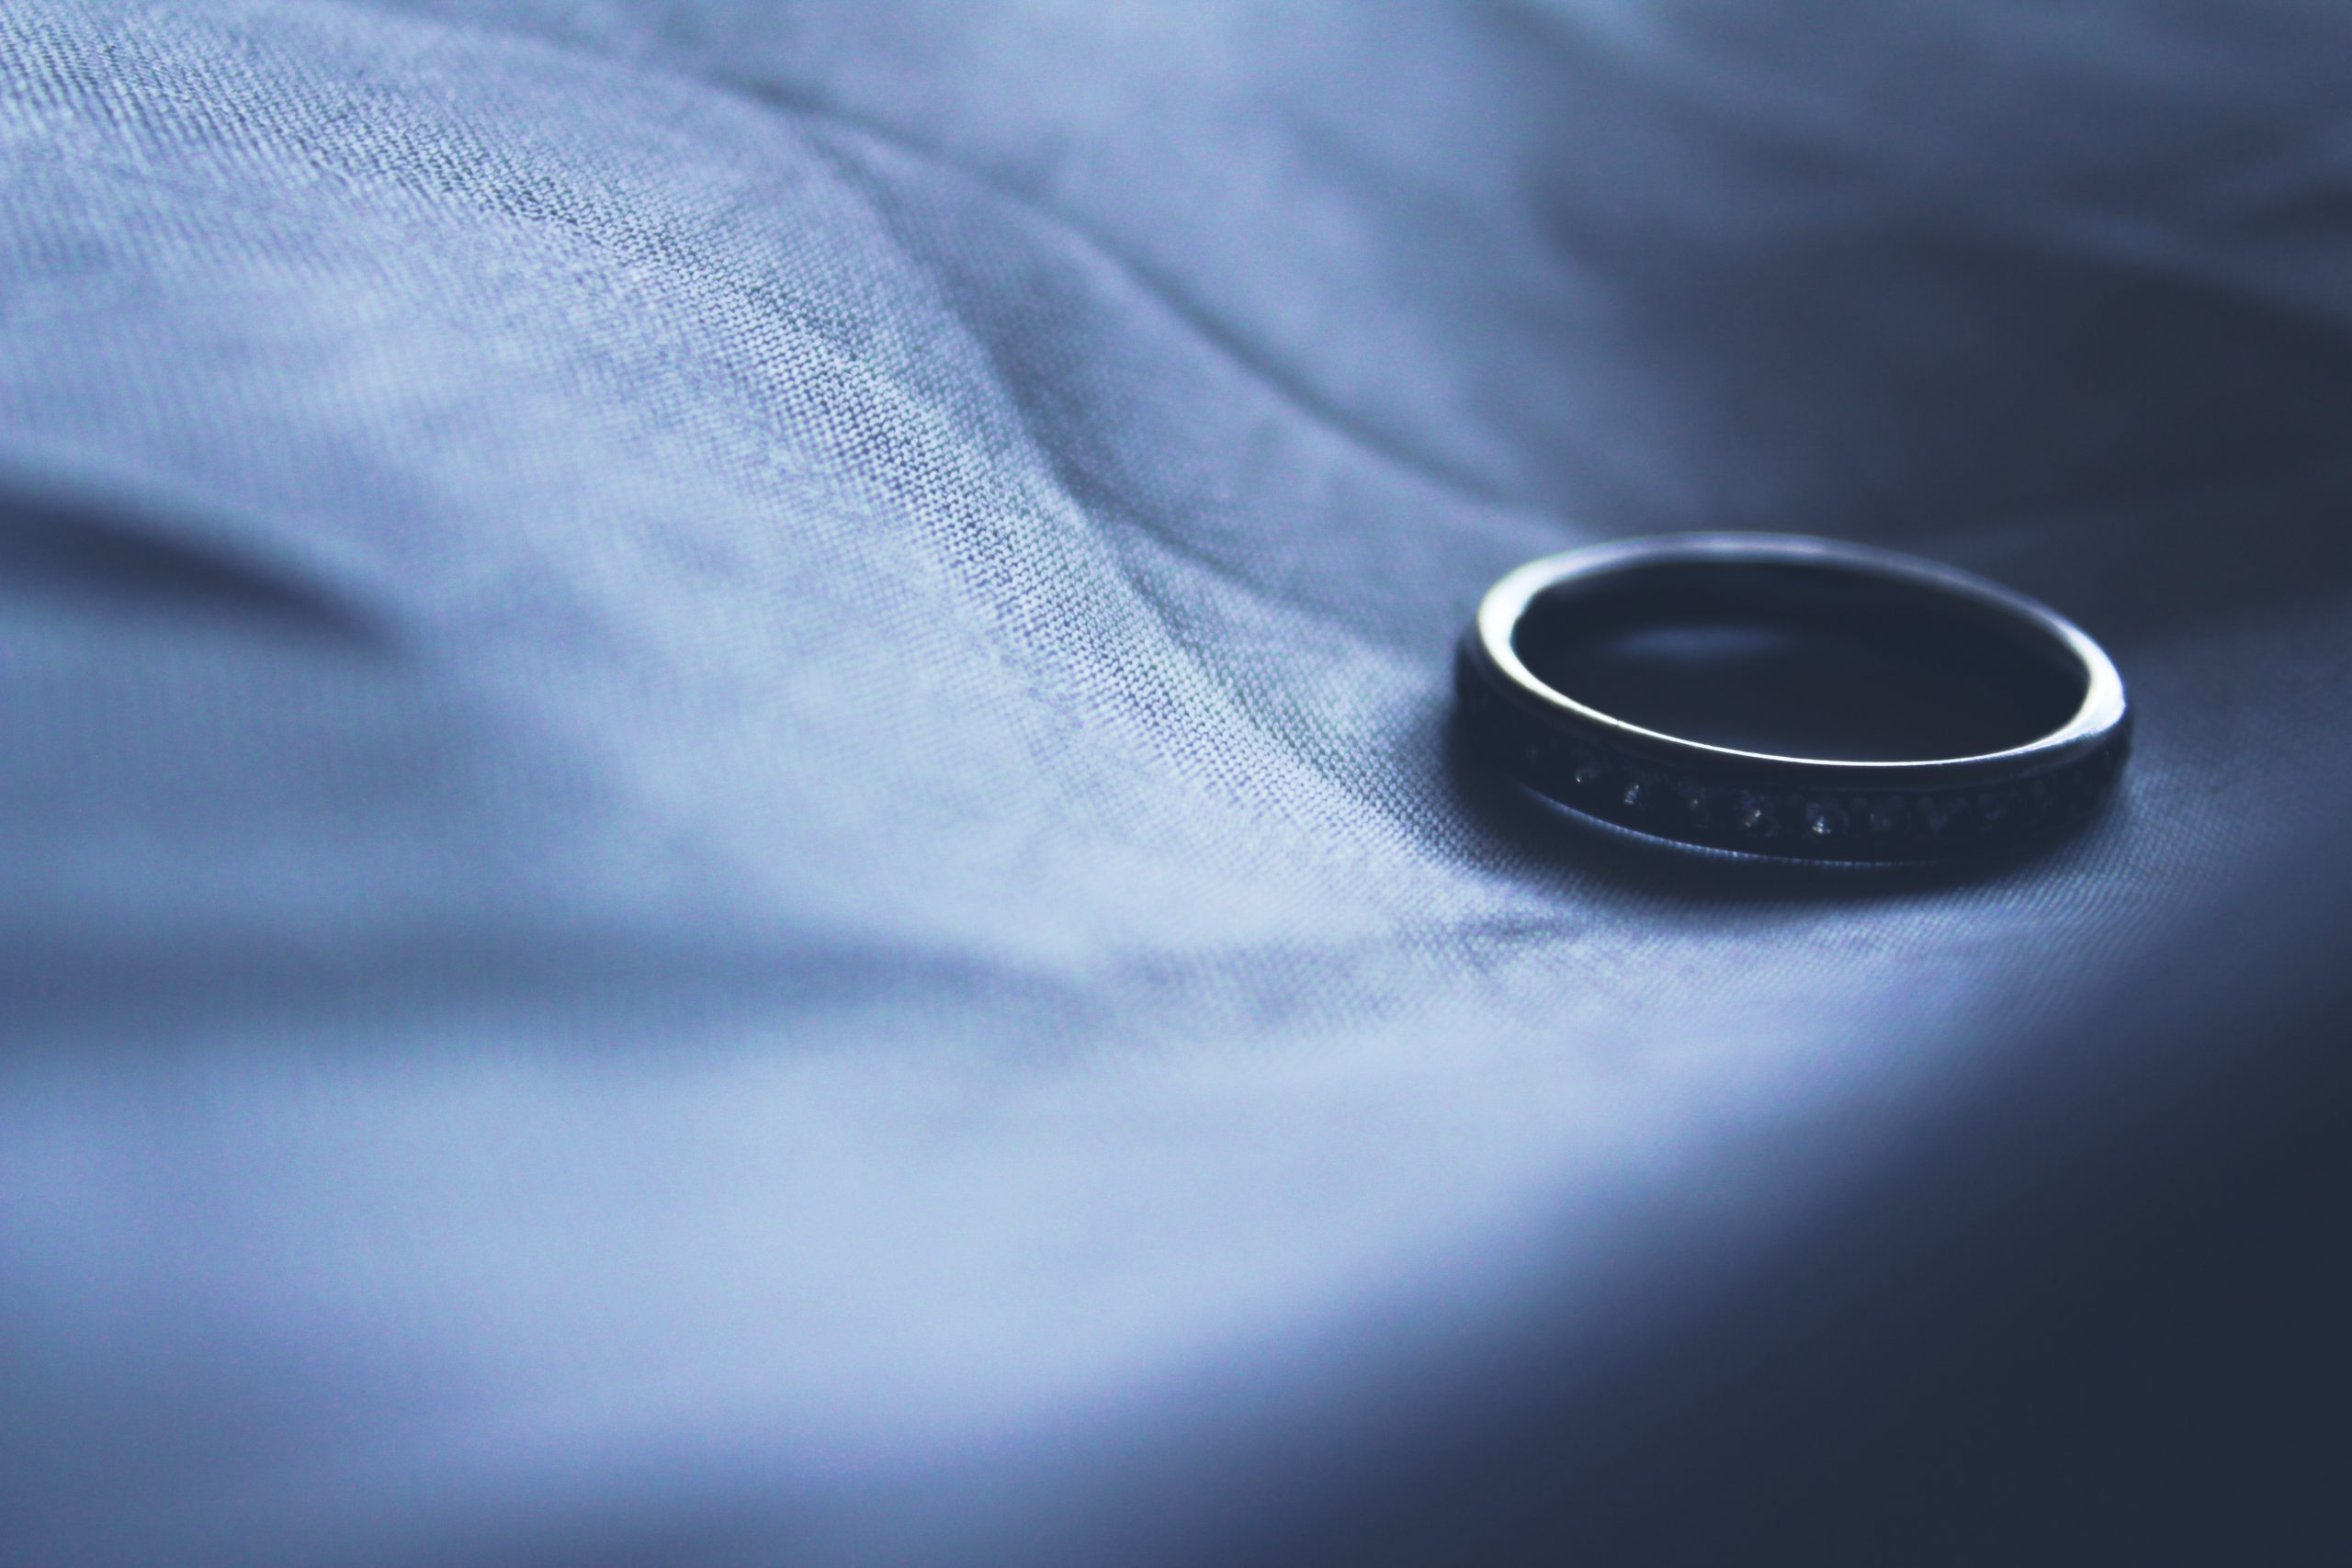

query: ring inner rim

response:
[1484,544,2117,773]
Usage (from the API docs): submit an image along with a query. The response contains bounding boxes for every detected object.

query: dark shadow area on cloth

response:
[1546,230,2352,549]
[0,478,387,649]
[1945,456,2352,653]
[1505,2,2352,541]
[1199,830,2352,1568]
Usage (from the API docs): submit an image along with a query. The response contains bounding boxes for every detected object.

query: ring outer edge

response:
[1454,534,2132,862]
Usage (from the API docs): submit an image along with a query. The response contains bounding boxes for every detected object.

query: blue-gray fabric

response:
[4,4,2348,1563]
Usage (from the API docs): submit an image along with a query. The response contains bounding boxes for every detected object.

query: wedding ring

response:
[1454,535,2130,861]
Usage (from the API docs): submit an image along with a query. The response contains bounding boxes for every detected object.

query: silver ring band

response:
[1454,534,2131,861]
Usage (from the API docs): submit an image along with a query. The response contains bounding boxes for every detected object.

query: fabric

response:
[4,3,2347,1562]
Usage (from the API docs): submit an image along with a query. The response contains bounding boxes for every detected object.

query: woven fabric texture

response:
[5,4,2348,1563]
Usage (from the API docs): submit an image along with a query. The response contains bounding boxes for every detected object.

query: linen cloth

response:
[4,3,2348,1562]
